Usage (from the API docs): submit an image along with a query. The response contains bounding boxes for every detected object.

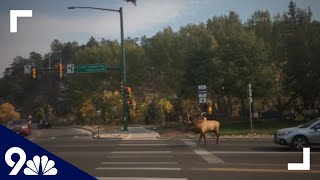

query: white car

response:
[274,118,320,150]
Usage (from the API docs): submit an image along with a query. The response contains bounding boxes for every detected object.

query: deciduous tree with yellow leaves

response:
[79,100,96,125]
[0,102,20,123]
[157,98,174,125]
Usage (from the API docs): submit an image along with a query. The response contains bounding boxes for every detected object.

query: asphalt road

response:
[27,127,320,180]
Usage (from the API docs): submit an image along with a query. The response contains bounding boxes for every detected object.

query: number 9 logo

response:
[5,147,27,175]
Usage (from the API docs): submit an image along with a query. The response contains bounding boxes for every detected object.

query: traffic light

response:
[126,87,132,99]
[126,87,132,104]
[58,63,63,79]
[31,67,36,79]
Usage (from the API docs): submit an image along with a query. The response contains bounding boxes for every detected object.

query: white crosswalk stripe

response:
[95,140,187,180]
[182,139,224,164]
[96,167,181,171]
[106,155,174,159]
[97,178,187,180]
[100,162,178,165]
[111,151,171,154]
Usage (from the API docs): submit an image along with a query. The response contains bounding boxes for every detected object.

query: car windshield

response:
[298,119,319,128]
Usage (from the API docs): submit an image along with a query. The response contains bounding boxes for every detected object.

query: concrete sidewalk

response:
[94,126,160,140]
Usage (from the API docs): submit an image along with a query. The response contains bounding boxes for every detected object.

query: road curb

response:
[69,125,95,136]
[92,133,161,140]
[158,136,273,140]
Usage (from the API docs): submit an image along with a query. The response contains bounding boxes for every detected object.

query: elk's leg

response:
[214,130,219,144]
[203,133,207,145]
[197,134,203,147]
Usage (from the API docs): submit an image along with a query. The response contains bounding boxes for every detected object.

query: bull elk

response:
[179,112,220,146]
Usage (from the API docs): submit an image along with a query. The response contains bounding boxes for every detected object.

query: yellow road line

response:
[191,167,320,174]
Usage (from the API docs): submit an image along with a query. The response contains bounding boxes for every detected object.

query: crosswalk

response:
[27,136,89,141]
[95,141,188,180]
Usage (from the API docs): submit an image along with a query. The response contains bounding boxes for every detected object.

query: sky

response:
[1,0,319,76]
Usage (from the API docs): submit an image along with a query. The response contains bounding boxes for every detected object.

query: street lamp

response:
[67,6,128,131]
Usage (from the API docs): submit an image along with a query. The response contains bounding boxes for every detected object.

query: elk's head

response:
[178,111,206,132]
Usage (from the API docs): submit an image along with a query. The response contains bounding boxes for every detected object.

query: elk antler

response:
[196,106,202,113]
[178,114,192,124]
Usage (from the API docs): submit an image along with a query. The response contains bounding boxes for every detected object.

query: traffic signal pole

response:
[120,7,128,131]
[67,6,128,131]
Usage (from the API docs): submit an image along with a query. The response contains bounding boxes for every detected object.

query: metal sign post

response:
[198,85,207,112]
[96,110,101,138]
[248,83,253,133]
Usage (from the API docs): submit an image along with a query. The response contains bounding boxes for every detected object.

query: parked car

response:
[37,120,51,129]
[274,118,320,150]
[7,119,32,136]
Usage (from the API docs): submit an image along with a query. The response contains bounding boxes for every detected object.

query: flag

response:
[125,0,137,6]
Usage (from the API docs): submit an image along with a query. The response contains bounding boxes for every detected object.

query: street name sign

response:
[77,64,106,73]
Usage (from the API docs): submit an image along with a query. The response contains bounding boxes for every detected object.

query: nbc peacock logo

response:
[24,155,58,175]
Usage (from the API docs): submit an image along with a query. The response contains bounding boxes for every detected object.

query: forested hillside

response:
[1,1,319,124]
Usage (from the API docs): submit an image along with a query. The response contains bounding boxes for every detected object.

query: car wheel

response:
[291,135,309,150]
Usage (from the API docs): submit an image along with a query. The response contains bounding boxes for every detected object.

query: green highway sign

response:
[77,64,107,73]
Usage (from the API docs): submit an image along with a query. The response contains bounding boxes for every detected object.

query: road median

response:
[73,125,160,140]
